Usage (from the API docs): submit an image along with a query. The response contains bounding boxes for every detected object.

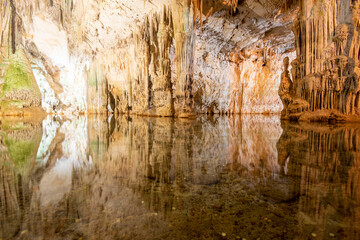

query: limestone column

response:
[148,7,174,116]
[171,0,196,118]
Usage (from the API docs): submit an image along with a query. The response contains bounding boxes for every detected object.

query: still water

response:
[0,114,359,240]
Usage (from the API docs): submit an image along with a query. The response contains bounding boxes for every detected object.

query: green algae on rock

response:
[0,47,43,116]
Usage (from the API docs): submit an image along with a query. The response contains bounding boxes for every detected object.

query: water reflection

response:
[278,122,360,239]
[0,115,359,239]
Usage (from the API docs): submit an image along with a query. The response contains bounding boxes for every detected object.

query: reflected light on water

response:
[0,115,359,239]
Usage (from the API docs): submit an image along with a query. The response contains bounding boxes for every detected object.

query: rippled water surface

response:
[0,115,360,240]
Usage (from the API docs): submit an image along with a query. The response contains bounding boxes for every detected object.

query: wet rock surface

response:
[1,114,360,239]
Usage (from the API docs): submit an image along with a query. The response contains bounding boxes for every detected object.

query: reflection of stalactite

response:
[278,122,360,239]
[146,119,174,185]
[228,115,282,178]
[0,167,29,239]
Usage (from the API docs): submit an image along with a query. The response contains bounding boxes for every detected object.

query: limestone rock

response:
[4,0,348,118]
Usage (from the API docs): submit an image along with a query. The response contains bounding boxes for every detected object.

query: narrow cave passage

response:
[1,0,360,239]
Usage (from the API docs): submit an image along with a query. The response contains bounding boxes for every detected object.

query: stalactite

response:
[278,122,360,238]
[107,0,208,117]
[1,0,13,59]
[9,0,16,54]
[108,4,176,117]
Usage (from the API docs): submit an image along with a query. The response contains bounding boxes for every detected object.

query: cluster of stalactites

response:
[9,0,74,28]
[222,0,239,11]
[115,5,175,116]
[280,0,360,119]
[109,2,202,117]
[293,56,359,115]
[192,0,238,30]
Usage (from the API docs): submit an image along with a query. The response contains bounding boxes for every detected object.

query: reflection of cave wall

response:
[0,116,95,239]
[0,118,42,239]
[278,122,360,239]
[105,116,229,186]
[228,114,282,177]
[37,114,296,239]
[3,113,360,239]
[105,115,284,187]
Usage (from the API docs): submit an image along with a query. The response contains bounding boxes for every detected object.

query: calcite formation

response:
[280,0,360,121]
[118,6,175,116]
[193,6,296,114]
[0,0,301,117]
[6,0,360,120]
[105,0,298,116]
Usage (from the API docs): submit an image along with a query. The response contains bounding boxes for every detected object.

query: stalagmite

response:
[279,57,294,117]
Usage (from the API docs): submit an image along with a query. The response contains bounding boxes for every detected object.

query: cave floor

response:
[0,114,359,240]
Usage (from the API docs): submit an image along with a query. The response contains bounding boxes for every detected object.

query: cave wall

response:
[0,0,88,114]
[1,0,301,117]
[193,6,296,114]
[99,0,298,116]
[0,0,44,116]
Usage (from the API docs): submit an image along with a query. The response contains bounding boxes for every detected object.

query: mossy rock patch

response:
[0,47,42,114]
[3,63,34,92]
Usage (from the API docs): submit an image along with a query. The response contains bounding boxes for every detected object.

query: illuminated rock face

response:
[0,47,43,116]
[107,7,176,116]
[103,1,298,116]
[280,0,360,121]
[193,7,296,114]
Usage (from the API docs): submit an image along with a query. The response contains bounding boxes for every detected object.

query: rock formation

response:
[0,0,301,117]
[5,0,360,121]
[110,6,175,116]
[0,46,43,116]
[104,0,298,116]
[280,0,360,121]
